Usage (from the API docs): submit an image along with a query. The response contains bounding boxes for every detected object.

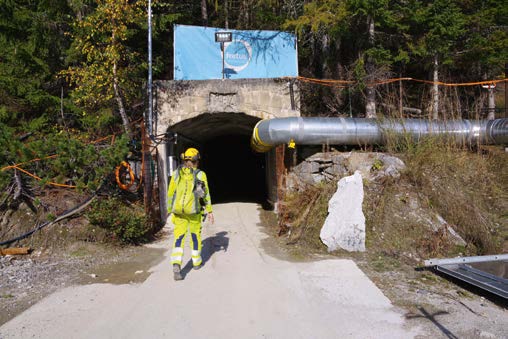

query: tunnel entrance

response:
[203,135,266,203]
[167,113,267,205]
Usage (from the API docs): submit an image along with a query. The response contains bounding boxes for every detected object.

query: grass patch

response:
[70,247,90,257]
[403,141,507,255]
[369,255,402,272]
[278,140,507,267]
[278,181,337,251]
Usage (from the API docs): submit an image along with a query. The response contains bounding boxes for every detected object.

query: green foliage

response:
[365,47,393,66]
[371,159,384,171]
[0,122,32,188]
[87,196,151,244]
[0,0,73,126]
[284,0,349,35]
[27,133,130,191]
[1,0,505,129]
[0,120,129,193]
[46,213,56,222]
[407,0,466,65]
[23,115,48,132]
[63,0,145,115]
[79,107,120,132]
[456,0,508,76]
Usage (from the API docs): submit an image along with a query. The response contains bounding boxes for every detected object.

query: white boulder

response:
[320,171,366,252]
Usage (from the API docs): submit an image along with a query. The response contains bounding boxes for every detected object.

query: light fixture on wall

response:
[215,32,232,80]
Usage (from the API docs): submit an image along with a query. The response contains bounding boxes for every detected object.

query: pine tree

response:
[0,0,73,127]
[407,0,466,119]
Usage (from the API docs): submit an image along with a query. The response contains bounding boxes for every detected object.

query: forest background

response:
[0,0,506,243]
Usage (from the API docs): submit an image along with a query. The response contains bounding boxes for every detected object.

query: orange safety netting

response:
[296,76,506,87]
[1,118,143,189]
[5,165,77,188]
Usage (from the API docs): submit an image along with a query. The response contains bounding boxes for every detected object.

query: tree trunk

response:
[201,0,208,26]
[487,86,496,120]
[365,15,376,118]
[111,25,132,137]
[225,0,229,29]
[365,88,376,118]
[321,33,329,76]
[432,54,439,120]
[113,60,132,137]
[243,0,250,29]
[399,77,403,117]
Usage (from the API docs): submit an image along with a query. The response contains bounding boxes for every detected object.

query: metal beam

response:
[424,254,508,267]
[435,264,508,299]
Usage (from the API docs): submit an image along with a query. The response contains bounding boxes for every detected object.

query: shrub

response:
[279,181,337,250]
[87,197,151,244]
[0,122,129,193]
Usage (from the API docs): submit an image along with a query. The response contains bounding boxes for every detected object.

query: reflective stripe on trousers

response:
[171,247,184,265]
[191,250,202,266]
[170,213,202,267]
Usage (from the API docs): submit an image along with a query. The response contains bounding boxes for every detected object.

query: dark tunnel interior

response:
[202,135,266,204]
[167,113,268,206]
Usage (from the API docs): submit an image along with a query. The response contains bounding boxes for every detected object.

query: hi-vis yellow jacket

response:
[167,166,212,215]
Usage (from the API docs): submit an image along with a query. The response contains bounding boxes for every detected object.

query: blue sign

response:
[174,25,298,80]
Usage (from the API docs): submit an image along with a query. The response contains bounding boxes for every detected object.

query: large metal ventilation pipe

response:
[251,118,508,152]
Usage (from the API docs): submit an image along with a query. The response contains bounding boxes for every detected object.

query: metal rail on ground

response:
[424,254,508,299]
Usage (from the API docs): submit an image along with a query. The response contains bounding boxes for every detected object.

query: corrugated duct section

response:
[251,118,508,152]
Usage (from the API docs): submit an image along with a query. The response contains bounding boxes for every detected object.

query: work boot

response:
[193,264,202,270]
[173,264,183,281]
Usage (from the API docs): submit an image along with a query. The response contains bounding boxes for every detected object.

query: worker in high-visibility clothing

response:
[167,147,214,281]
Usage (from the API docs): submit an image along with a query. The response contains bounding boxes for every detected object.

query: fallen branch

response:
[0,195,96,247]
[0,247,31,256]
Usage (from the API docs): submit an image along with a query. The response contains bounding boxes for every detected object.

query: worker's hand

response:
[208,212,214,224]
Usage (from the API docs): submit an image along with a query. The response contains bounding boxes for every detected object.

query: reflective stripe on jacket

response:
[167,166,213,215]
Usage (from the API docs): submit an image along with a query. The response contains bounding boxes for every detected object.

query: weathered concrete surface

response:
[287,151,406,190]
[155,78,300,136]
[155,78,300,223]
[320,171,366,252]
[0,203,419,339]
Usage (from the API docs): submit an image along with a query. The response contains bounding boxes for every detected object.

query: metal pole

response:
[147,0,153,136]
[144,0,154,220]
[221,42,225,80]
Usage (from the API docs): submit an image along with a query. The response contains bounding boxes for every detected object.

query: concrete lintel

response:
[154,78,300,137]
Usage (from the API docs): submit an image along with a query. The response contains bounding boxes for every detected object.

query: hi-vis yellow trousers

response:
[170,213,202,267]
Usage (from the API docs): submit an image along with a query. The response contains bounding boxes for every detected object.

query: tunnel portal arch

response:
[155,79,300,222]
[167,113,266,204]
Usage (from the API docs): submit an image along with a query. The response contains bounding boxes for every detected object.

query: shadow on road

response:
[406,306,458,339]
[181,231,229,279]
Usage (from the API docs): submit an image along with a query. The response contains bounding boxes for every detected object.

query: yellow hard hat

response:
[182,147,200,161]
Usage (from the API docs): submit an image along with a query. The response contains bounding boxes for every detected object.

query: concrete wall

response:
[154,78,300,221]
[154,78,300,136]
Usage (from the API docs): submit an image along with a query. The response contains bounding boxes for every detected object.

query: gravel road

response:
[0,203,421,338]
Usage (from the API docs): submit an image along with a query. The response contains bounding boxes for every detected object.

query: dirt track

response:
[0,203,420,338]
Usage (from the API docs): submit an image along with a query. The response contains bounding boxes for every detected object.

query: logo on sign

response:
[224,40,252,73]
